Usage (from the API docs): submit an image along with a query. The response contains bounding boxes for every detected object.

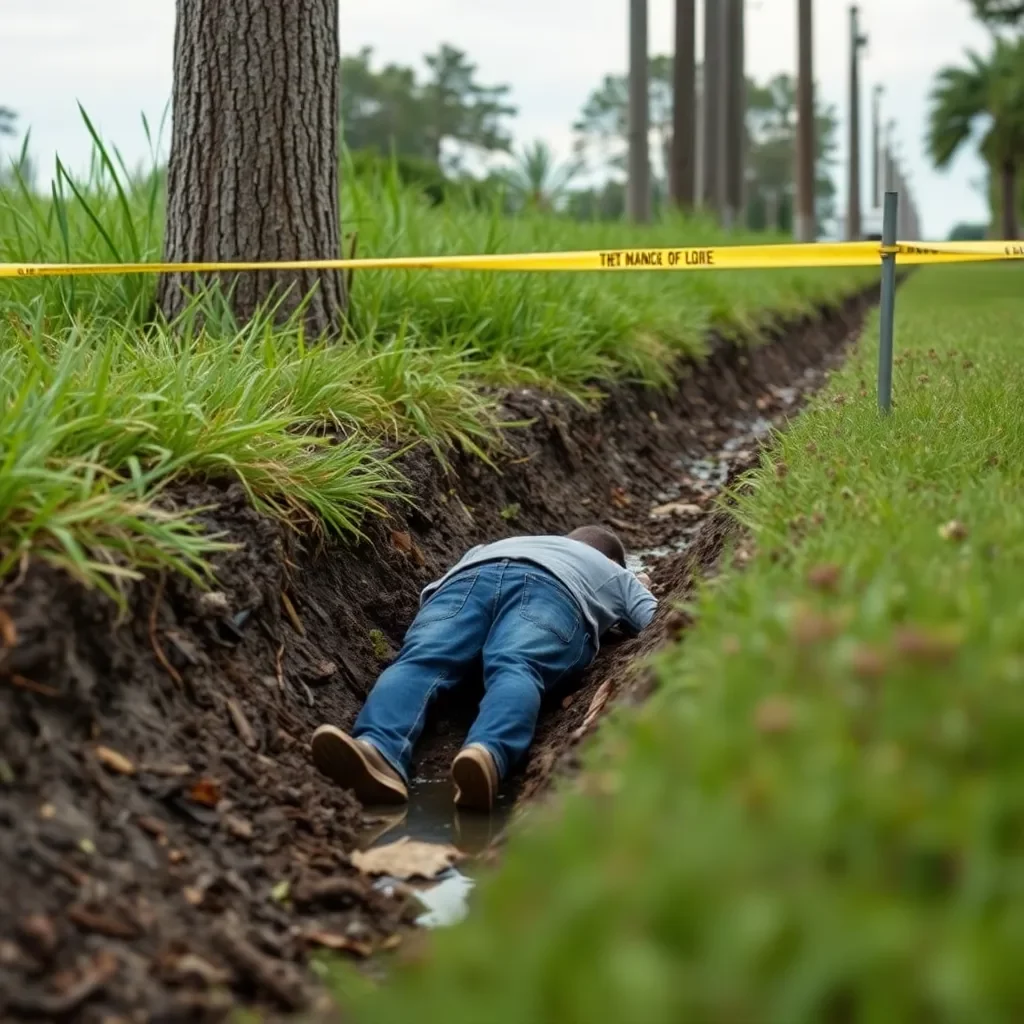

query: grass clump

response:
[0,114,868,595]
[334,264,1024,1022]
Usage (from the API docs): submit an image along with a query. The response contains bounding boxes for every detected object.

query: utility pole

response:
[702,0,723,214]
[871,84,883,211]
[795,0,815,242]
[627,0,651,222]
[670,0,696,210]
[884,118,896,192]
[723,0,746,229]
[846,4,868,240]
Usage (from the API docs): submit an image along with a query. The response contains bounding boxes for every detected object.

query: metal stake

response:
[878,190,898,414]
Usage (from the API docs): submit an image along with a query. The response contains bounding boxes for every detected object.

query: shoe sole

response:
[311,726,407,805]
[451,753,494,812]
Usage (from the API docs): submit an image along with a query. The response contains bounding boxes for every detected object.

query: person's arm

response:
[617,571,658,636]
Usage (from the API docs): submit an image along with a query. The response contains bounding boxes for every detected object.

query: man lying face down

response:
[311,525,657,812]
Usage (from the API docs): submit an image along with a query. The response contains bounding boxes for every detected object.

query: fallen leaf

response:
[271,879,291,903]
[939,520,968,542]
[136,816,166,838]
[806,563,842,593]
[187,777,222,807]
[301,930,373,958]
[390,530,413,554]
[224,815,253,840]
[94,745,136,776]
[0,607,16,649]
[755,696,795,735]
[197,591,231,618]
[649,501,703,518]
[183,886,204,906]
[351,837,461,880]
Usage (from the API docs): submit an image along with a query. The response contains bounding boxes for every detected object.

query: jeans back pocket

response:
[416,571,479,626]
[519,573,581,645]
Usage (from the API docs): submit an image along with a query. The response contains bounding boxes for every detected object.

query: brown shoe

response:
[311,725,408,805]
[451,744,499,812]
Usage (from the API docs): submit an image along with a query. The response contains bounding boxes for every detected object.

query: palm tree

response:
[498,140,582,213]
[927,38,1024,239]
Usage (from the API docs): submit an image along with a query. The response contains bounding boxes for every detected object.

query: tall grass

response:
[0,111,867,593]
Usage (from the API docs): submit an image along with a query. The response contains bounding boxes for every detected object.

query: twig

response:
[212,916,310,1011]
[225,698,258,749]
[275,643,285,691]
[149,573,182,686]
[6,950,118,1017]
[280,591,306,636]
[2,673,61,699]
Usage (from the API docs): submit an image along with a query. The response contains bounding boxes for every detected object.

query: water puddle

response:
[358,775,516,929]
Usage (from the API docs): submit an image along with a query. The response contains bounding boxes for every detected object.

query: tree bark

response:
[159,0,346,337]
[669,0,695,211]
[1001,161,1019,239]
[794,0,815,242]
[627,0,651,223]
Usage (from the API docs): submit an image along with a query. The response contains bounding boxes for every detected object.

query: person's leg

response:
[454,565,593,808]
[312,564,498,800]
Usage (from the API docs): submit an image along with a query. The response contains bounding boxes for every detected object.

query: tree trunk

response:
[159,0,346,337]
[670,0,696,211]
[627,0,651,223]
[1001,161,1019,240]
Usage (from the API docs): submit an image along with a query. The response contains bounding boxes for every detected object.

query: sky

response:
[0,0,997,239]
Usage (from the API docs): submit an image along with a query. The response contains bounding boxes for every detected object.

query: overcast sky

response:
[0,0,996,238]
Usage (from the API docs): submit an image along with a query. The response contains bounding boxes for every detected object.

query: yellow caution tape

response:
[1,240,1022,279]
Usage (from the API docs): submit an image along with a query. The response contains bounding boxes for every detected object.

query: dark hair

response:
[568,525,627,566]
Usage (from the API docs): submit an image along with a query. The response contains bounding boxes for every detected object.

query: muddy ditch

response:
[0,287,875,1022]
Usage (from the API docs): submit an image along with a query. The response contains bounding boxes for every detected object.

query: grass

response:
[332,263,1024,1023]
[0,113,868,596]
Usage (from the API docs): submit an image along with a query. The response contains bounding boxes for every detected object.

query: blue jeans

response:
[353,560,595,783]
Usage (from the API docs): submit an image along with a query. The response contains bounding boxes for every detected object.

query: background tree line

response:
[343,44,839,232]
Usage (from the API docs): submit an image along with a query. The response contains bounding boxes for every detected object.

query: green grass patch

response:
[0,115,867,594]
[335,264,1024,1022]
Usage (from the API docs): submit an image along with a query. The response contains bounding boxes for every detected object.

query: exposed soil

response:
[0,288,875,1022]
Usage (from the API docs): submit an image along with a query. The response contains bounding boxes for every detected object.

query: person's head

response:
[568,524,627,567]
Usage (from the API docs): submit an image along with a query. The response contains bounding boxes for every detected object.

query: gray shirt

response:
[421,535,657,649]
